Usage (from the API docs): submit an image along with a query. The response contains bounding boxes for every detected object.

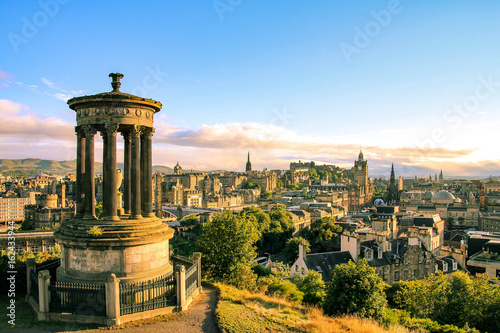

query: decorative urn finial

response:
[109,73,124,92]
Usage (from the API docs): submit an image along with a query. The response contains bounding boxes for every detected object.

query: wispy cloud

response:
[0,101,491,176]
[41,77,56,88]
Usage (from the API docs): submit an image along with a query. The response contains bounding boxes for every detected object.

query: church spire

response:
[245,151,252,172]
[390,163,395,184]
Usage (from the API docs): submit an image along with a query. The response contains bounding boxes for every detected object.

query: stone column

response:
[82,125,97,219]
[143,127,155,217]
[176,265,186,311]
[105,273,120,326]
[105,123,119,221]
[131,125,142,219]
[75,127,85,218]
[25,258,35,300]
[38,270,51,319]
[122,131,131,215]
[100,129,108,218]
[193,252,202,289]
[140,133,146,215]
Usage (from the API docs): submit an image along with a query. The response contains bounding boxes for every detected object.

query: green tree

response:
[197,211,260,282]
[302,217,342,252]
[180,213,198,227]
[261,191,272,199]
[294,270,325,305]
[394,271,500,332]
[284,237,310,263]
[323,259,387,320]
[266,204,295,253]
[276,179,284,188]
[307,168,319,180]
[239,206,271,233]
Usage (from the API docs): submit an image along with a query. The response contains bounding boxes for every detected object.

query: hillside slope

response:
[215,283,407,333]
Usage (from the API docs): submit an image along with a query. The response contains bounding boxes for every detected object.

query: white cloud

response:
[41,77,56,88]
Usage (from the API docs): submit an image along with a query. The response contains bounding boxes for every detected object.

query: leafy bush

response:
[267,278,304,303]
[323,259,387,320]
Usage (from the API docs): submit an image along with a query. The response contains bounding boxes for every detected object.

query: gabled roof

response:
[304,251,353,280]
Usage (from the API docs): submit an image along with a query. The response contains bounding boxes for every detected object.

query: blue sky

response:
[1,1,499,176]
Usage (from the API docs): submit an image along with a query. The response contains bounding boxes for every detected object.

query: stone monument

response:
[54,73,174,284]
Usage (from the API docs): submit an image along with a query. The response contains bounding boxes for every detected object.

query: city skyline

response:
[1,1,499,176]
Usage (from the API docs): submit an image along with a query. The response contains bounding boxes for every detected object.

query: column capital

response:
[82,125,97,137]
[131,125,143,137]
[105,123,119,134]
[142,127,155,139]
[75,126,85,137]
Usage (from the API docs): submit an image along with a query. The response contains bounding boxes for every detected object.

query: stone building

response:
[479,212,500,233]
[406,190,480,228]
[0,192,36,223]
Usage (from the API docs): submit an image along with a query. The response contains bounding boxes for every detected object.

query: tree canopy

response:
[302,217,342,252]
[323,259,387,320]
[294,270,325,305]
[393,271,500,333]
[197,210,260,281]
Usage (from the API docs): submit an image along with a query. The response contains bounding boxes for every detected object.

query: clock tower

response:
[353,150,368,187]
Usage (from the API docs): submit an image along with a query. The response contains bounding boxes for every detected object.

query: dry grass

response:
[215,283,408,333]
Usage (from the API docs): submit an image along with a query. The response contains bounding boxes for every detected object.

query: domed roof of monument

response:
[174,162,182,171]
[67,73,162,112]
[431,190,456,203]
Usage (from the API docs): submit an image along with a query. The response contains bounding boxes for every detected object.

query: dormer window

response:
[443,262,448,272]
[378,250,383,259]
[453,261,457,271]
[365,249,373,261]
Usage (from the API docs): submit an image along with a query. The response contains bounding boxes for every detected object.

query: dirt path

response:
[14,287,219,333]
[109,287,219,333]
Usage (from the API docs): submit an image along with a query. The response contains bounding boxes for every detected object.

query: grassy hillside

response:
[215,283,407,333]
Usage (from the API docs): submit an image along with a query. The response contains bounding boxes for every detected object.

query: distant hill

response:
[0,159,177,176]
[0,158,87,176]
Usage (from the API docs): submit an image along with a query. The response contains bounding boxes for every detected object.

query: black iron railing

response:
[49,282,106,316]
[119,272,176,316]
[30,269,39,304]
[185,263,198,297]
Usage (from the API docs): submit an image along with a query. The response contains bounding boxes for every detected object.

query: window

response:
[365,249,373,261]
[443,262,448,272]
[387,242,392,251]
[453,261,457,271]
[378,250,383,259]
[395,271,400,281]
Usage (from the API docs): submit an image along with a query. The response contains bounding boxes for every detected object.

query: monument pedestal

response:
[54,216,174,284]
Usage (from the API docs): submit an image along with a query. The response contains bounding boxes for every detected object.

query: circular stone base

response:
[54,216,174,284]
